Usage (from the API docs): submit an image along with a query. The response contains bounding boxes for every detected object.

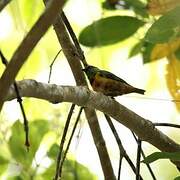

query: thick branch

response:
[0,0,66,111]
[6,79,180,168]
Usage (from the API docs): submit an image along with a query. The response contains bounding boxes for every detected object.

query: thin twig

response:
[0,50,30,149]
[59,107,83,178]
[104,114,143,180]
[154,123,180,129]
[136,138,141,180]
[61,11,88,68]
[54,104,76,180]
[132,132,156,180]
[118,154,123,180]
[48,49,62,83]
[104,114,124,179]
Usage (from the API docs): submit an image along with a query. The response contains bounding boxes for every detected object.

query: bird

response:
[82,65,145,97]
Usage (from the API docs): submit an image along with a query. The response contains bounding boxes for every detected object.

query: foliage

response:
[79,16,144,47]
[142,151,180,164]
[0,0,180,179]
[145,6,180,43]
[78,0,180,111]
[0,120,96,179]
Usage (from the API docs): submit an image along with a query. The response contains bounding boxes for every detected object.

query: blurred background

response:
[0,0,180,179]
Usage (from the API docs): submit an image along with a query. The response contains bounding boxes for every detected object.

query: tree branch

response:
[6,79,180,168]
[0,0,66,111]
[46,8,116,179]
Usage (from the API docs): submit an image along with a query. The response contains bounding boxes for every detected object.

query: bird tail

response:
[133,88,145,95]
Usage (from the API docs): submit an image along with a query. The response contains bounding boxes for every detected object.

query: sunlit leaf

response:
[41,163,56,179]
[8,121,31,167]
[7,176,23,180]
[142,38,180,63]
[47,143,59,160]
[142,151,180,164]
[29,119,49,154]
[41,160,97,180]
[142,41,155,63]
[8,120,49,167]
[166,56,180,111]
[174,176,180,180]
[175,48,180,61]
[0,156,8,175]
[129,41,143,58]
[147,0,180,15]
[20,0,43,27]
[145,6,180,43]
[151,39,180,60]
[0,156,8,164]
[79,16,144,47]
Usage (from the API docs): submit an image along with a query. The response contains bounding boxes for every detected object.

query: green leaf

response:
[129,41,143,58]
[29,120,49,154]
[142,151,180,164]
[21,0,43,27]
[145,6,180,43]
[142,41,155,63]
[0,156,8,164]
[0,156,8,175]
[101,1,117,10]
[174,176,180,180]
[175,48,180,61]
[79,16,144,47]
[7,176,23,180]
[8,120,49,168]
[41,163,56,179]
[125,0,149,18]
[47,143,59,159]
[101,0,148,17]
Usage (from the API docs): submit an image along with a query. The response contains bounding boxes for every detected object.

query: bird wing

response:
[98,70,129,85]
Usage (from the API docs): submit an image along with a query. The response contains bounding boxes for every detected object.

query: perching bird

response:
[82,65,145,97]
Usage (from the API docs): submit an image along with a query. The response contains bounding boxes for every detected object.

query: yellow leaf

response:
[166,55,180,111]
[147,0,180,15]
[151,39,180,61]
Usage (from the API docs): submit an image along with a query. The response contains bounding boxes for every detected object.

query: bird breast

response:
[92,74,131,96]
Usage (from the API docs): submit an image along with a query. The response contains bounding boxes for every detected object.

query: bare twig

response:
[154,123,180,129]
[118,153,123,180]
[59,107,83,178]
[61,11,88,68]
[104,114,143,180]
[136,138,142,180]
[0,50,30,149]
[132,132,156,180]
[48,49,62,83]
[54,104,75,180]
[0,0,66,112]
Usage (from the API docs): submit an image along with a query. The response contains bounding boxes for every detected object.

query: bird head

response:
[82,66,99,82]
